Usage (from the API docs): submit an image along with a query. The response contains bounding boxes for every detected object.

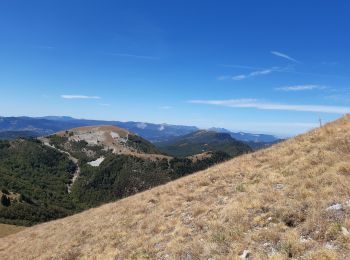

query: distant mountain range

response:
[0,116,282,144]
[0,116,197,142]
[208,127,279,142]
[0,131,39,140]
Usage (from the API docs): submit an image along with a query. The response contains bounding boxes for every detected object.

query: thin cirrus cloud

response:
[61,95,101,100]
[232,74,248,80]
[275,85,326,91]
[188,99,350,114]
[271,51,299,63]
[225,67,278,81]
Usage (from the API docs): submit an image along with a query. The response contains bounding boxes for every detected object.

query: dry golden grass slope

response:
[0,224,25,239]
[1,116,350,259]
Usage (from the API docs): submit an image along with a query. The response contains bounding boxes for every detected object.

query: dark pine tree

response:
[1,194,11,207]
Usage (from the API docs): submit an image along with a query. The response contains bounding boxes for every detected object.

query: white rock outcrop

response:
[87,157,105,167]
[240,250,251,260]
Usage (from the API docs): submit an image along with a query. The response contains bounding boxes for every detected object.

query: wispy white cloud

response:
[220,62,349,80]
[61,95,101,100]
[276,84,326,91]
[271,51,298,63]
[232,74,248,80]
[188,99,350,114]
[230,67,278,81]
[250,69,274,76]
[106,52,160,60]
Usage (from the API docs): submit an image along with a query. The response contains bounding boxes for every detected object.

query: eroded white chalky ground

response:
[87,157,105,167]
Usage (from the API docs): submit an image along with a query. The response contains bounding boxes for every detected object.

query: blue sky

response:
[0,1,350,136]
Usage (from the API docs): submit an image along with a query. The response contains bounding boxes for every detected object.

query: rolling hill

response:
[156,130,252,157]
[1,116,349,259]
[49,125,164,159]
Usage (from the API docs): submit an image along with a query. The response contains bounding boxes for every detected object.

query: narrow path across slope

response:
[39,137,80,193]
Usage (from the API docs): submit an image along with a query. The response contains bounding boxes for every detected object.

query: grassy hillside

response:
[0,224,25,238]
[1,116,349,259]
[156,130,252,157]
[246,139,284,151]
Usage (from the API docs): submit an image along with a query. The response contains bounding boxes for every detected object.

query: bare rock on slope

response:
[240,250,251,260]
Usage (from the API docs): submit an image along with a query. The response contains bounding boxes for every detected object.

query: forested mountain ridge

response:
[155,130,252,157]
